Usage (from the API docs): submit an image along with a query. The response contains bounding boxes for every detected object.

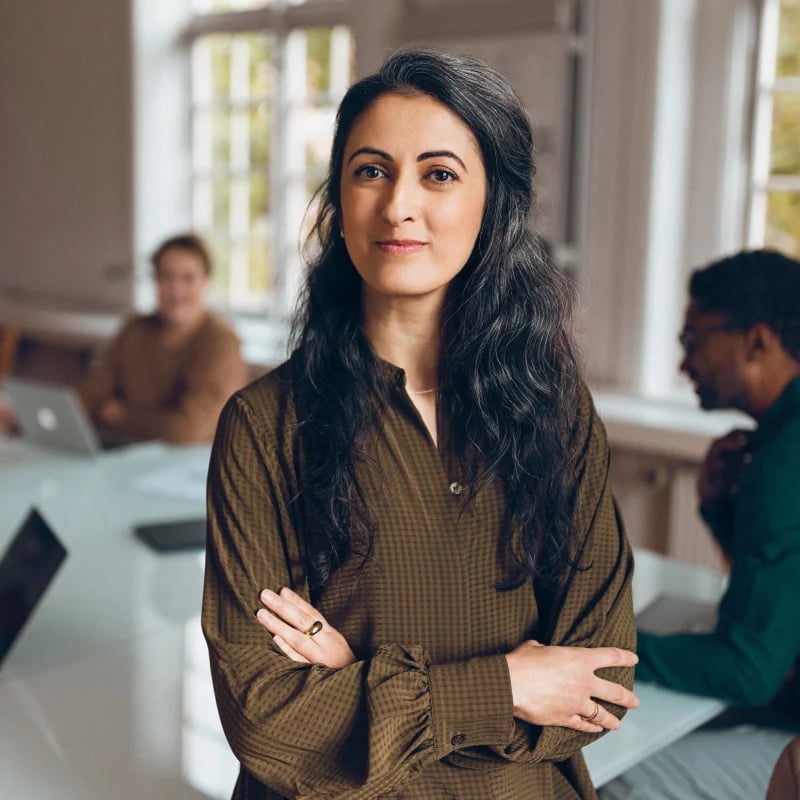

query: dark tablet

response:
[0,508,68,668]
[133,518,207,552]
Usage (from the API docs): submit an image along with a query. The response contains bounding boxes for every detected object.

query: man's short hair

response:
[150,232,212,276]
[689,249,800,362]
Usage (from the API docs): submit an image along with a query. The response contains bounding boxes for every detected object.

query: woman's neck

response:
[159,309,207,346]
[362,296,441,393]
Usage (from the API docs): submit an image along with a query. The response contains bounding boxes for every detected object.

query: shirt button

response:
[451,733,466,746]
[449,482,464,496]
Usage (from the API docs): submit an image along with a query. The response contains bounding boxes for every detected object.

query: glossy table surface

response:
[0,437,238,799]
[0,438,727,796]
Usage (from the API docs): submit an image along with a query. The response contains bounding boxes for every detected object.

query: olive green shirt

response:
[202,360,636,799]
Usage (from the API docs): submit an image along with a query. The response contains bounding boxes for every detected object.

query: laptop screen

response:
[3,377,102,456]
[0,508,67,667]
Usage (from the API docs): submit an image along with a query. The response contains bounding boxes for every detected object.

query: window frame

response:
[747,0,800,253]
[183,0,354,318]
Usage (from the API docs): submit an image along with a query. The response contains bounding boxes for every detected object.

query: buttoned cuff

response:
[428,653,515,756]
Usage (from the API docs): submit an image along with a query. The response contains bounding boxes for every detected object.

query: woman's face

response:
[154,247,209,327]
[339,92,487,309]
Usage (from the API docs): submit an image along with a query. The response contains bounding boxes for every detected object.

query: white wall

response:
[0,0,135,311]
[579,0,756,394]
[0,0,759,396]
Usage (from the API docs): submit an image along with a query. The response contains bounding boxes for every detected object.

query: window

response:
[750,0,800,257]
[187,1,353,314]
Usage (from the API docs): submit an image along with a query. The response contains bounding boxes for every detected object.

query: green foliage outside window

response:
[765,0,800,258]
[777,0,800,77]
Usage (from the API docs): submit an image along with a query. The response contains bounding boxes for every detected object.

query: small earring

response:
[339,228,345,239]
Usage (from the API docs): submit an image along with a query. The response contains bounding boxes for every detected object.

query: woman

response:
[78,233,247,445]
[203,50,637,799]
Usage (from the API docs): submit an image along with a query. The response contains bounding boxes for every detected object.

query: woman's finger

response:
[278,586,324,620]
[575,698,621,732]
[260,588,322,636]
[568,714,604,734]
[591,676,640,709]
[273,634,311,664]
[587,646,639,670]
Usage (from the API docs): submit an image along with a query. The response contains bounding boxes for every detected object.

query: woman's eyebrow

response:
[418,150,468,172]
[346,147,468,172]
[347,147,391,164]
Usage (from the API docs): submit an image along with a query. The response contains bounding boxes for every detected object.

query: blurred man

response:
[637,249,800,705]
[601,249,800,800]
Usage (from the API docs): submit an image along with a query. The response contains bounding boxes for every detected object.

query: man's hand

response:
[698,428,751,509]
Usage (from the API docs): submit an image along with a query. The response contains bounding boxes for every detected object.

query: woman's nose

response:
[381,175,420,226]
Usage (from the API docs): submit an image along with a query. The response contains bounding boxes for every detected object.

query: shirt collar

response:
[752,375,800,446]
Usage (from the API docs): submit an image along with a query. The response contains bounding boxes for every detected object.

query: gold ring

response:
[581,700,600,723]
[304,620,323,637]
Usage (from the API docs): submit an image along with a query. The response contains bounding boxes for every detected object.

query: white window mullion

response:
[188,5,354,314]
[229,37,252,306]
[748,0,781,247]
[281,29,309,310]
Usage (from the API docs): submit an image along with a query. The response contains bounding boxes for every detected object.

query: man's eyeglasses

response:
[678,325,734,354]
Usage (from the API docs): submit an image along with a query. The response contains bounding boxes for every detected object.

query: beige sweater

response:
[78,311,248,444]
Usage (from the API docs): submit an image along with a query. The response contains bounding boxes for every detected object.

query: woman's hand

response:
[256,587,356,668]
[97,399,126,425]
[505,640,639,733]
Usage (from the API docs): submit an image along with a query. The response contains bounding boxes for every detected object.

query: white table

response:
[583,548,728,786]
[0,438,729,797]
[0,437,239,799]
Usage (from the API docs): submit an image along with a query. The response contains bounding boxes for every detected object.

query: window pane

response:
[765,192,800,257]
[306,28,333,96]
[769,93,800,175]
[248,237,272,295]
[192,24,352,313]
[777,0,800,77]
[207,236,232,302]
[250,172,270,225]
[250,104,272,168]
[193,108,231,169]
[212,175,232,230]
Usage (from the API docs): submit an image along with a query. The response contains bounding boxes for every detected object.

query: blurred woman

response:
[79,233,247,445]
[203,50,637,799]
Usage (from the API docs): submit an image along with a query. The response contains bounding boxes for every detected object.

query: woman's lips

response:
[375,240,427,255]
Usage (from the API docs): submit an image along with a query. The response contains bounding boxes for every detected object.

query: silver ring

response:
[304,620,323,637]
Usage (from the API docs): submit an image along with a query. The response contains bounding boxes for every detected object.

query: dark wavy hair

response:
[689,249,800,361]
[290,49,582,591]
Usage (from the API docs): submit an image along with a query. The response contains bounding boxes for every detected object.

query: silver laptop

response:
[3,377,104,456]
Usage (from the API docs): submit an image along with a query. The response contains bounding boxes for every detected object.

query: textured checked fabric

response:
[202,359,636,799]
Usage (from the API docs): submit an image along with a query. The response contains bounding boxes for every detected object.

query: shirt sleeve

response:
[506,388,637,763]
[636,525,800,706]
[120,326,247,444]
[202,393,516,800]
[76,333,120,417]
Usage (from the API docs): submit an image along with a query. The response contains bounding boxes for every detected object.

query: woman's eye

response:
[428,168,458,183]
[354,165,385,180]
